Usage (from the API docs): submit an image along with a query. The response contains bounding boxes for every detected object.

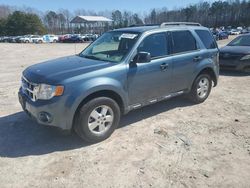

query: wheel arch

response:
[72,89,125,129]
[197,67,218,87]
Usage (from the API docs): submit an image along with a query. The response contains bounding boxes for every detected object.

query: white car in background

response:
[31,35,44,43]
[33,36,44,43]
[19,35,33,43]
[43,35,58,43]
[231,29,241,35]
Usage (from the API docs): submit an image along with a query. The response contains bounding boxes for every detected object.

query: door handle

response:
[160,63,169,71]
[193,56,202,62]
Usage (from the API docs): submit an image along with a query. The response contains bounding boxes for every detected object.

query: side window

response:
[195,30,217,49]
[171,31,197,54]
[138,33,168,58]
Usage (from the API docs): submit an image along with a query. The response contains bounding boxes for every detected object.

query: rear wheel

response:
[188,74,212,104]
[74,97,121,143]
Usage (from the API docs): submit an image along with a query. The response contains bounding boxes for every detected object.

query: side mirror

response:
[133,52,151,63]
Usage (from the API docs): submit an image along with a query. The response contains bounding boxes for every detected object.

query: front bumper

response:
[219,59,250,71]
[18,88,71,130]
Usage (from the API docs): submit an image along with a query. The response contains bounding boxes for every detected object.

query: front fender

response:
[63,77,128,130]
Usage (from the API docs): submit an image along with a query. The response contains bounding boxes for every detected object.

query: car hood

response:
[23,55,116,84]
[220,46,250,54]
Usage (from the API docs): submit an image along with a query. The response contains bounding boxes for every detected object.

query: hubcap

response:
[88,105,114,134]
[197,77,209,99]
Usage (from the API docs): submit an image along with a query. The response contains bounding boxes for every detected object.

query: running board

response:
[129,90,184,110]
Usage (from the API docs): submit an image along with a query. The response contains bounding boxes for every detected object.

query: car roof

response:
[114,26,159,33]
[114,25,209,34]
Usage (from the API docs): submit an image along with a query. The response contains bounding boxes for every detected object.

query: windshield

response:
[80,31,140,63]
[228,35,250,46]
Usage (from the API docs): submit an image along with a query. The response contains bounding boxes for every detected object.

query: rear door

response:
[194,29,219,70]
[170,30,202,92]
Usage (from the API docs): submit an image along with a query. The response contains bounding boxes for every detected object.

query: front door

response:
[127,32,172,106]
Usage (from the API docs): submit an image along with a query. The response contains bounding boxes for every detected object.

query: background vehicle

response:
[2,36,9,42]
[7,36,20,43]
[43,34,58,43]
[241,29,249,34]
[31,35,43,43]
[19,22,219,143]
[220,33,250,72]
[58,34,72,42]
[62,34,83,43]
[230,29,241,35]
[19,35,33,43]
[81,34,99,41]
[32,36,44,43]
[218,31,229,40]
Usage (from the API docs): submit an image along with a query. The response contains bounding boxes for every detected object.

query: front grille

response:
[21,76,38,101]
[219,53,244,60]
[220,64,237,69]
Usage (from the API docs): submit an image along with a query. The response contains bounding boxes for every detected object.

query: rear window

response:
[171,31,197,54]
[195,30,217,49]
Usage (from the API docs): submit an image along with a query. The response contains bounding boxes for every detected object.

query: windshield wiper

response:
[82,55,103,61]
[79,54,118,63]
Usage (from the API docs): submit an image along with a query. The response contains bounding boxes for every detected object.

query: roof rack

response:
[160,22,202,27]
[129,24,160,27]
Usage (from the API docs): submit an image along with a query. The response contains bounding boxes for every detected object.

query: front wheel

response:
[188,74,212,104]
[74,97,121,143]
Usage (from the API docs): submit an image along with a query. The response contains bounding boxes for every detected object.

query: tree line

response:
[0,0,250,36]
[0,10,46,36]
[144,0,250,27]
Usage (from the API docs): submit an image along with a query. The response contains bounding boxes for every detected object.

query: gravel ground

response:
[0,36,250,188]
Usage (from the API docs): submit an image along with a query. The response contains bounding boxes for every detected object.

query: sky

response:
[0,0,216,12]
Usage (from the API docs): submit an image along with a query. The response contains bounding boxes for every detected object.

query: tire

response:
[53,39,57,43]
[188,74,212,104]
[38,40,42,44]
[25,40,29,43]
[74,97,121,143]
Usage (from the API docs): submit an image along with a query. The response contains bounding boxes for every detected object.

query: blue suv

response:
[18,22,219,143]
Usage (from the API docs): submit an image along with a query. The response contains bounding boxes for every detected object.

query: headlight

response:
[36,84,64,100]
[240,55,250,60]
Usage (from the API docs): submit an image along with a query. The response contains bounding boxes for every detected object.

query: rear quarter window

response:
[195,30,217,49]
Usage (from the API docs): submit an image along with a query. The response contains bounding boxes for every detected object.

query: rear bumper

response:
[18,88,72,130]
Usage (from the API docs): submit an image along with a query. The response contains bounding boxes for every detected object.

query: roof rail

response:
[160,22,202,27]
[129,24,160,27]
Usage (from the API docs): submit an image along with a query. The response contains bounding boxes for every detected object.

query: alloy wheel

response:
[88,105,114,134]
[197,77,209,99]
